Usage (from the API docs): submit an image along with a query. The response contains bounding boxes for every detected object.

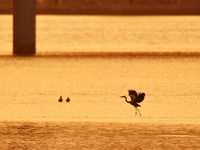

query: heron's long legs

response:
[137,108,141,116]
[135,108,137,115]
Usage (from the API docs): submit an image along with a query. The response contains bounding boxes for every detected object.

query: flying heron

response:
[120,90,145,116]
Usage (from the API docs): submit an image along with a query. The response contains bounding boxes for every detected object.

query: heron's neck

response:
[124,96,130,103]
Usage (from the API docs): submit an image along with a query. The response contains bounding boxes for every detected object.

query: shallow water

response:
[0,56,200,124]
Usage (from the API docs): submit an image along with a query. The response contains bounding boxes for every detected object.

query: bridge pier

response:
[13,0,36,55]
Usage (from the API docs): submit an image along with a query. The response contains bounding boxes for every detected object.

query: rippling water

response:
[1,122,200,149]
[1,15,200,149]
[1,15,200,54]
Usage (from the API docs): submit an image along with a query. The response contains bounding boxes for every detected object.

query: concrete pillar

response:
[13,0,36,55]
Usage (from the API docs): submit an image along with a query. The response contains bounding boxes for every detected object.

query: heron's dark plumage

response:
[135,92,145,103]
[128,90,137,96]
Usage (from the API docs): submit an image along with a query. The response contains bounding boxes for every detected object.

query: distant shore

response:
[1,51,200,58]
[1,2,200,15]
[36,51,200,58]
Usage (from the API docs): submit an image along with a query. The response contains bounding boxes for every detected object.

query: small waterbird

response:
[120,89,145,116]
[66,97,70,102]
[58,96,63,102]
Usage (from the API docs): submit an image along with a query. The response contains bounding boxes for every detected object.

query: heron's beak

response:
[120,96,124,98]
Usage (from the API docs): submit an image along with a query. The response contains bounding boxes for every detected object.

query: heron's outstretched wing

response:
[128,89,137,102]
[130,95,137,102]
[128,90,137,96]
[135,93,145,103]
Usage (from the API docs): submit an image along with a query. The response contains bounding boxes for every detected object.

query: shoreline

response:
[1,51,200,58]
[1,119,200,126]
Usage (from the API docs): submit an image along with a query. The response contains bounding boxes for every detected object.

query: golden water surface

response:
[1,15,200,54]
[0,15,200,149]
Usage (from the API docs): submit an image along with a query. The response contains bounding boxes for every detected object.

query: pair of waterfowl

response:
[58,96,70,102]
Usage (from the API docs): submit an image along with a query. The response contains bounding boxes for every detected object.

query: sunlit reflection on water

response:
[1,15,200,54]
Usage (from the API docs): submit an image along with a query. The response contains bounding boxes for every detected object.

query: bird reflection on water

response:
[120,90,145,116]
